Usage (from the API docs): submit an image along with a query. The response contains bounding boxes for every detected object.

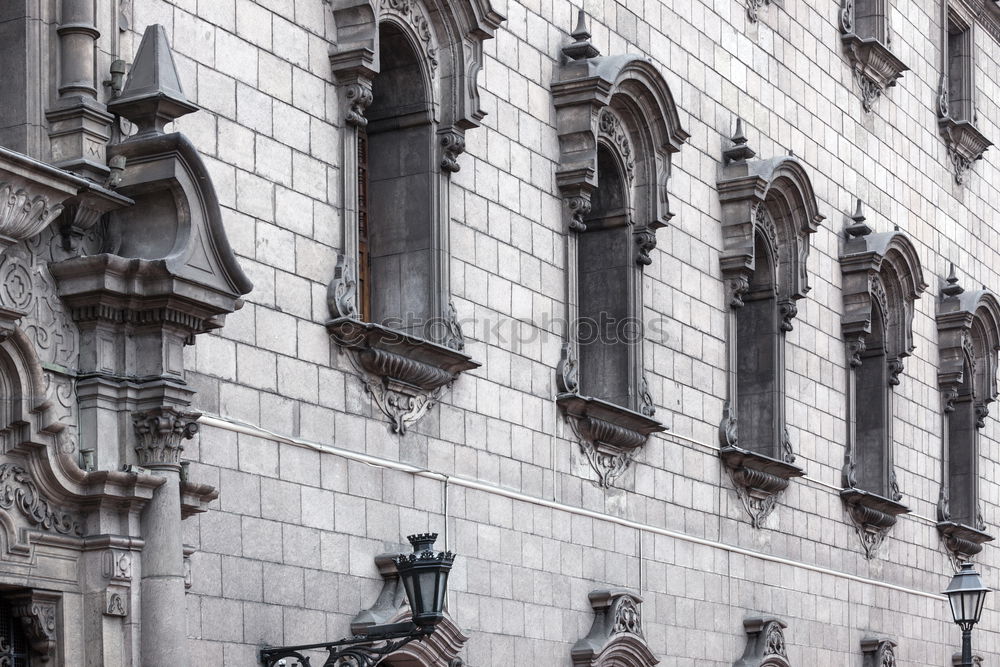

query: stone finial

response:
[562,9,600,60]
[108,24,198,138]
[942,263,964,297]
[722,117,756,163]
[846,198,872,237]
[132,407,200,468]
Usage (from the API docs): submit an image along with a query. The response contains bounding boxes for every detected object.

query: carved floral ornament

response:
[571,590,658,667]
[734,617,789,667]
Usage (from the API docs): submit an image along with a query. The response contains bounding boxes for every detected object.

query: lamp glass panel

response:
[416,568,438,615]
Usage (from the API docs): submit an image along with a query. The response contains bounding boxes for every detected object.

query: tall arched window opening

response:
[716,122,823,528]
[936,270,1000,565]
[839,201,926,559]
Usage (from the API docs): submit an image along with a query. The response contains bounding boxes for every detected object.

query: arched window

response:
[839,201,926,559]
[716,122,823,528]
[936,268,1000,565]
[326,0,503,434]
[571,590,658,667]
[552,12,688,488]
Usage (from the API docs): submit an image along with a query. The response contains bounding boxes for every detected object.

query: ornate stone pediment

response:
[720,445,804,528]
[557,392,665,488]
[939,117,992,184]
[327,317,480,434]
[861,637,897,667]
[841,488,909,559]
[734,617,789,667]
[572,590,657,667]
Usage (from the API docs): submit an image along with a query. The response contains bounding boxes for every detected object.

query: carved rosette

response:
[132,407,200,468]
[736,617,790,667]
[861,638,897,667]
[841,489,909,559]
[328,318,480,434]
[572,590,657,667]
[721,446,804,528]
[558,394,665,488]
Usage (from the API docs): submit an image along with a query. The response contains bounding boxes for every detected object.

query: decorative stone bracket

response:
[861,637,897,667]
[734,617,789,667]
[939,117,992,184]
[839,1,909,113]
[10,589,61,663]
[327,317,480,434]
[937,521,994,568]
[841,488,909,559]
[720,445,804,528]
[571,589,657,667]
[557,393,665,488]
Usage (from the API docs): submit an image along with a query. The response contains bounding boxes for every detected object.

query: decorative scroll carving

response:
[735,617,789,667]
[721,447,804,528]
[940,118,992,184]
[747,0,770,22]
[0,464,81,536]
[558,394,665,488]
[719,401,739,448]
[572,590,657,667]
[439,130,466,173]
[847,337,866,367]
[345,81,374,127]
[634,228,657,266]
[638,376,655,417]
[598,109,635,182]
[565,196,591,233]
[380,0,439,74]
[11,591,58,662]
[840,6,909,112]
[102,549,133,582]
[841,489,909,559]
[132,407,200,467]
[328,318,480,434]
[442,301,466,351]
[727,275,751,308]
[556,342,580,394]
[105,590,128,617]
[861,638,897,667]
[329,255,360,319]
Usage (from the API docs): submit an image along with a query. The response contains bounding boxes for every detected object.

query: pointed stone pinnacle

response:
[942,263,964,297]
[562,8,601,60]
[846,198,872,238]
[722,117,756,163]
[108,24,198,138]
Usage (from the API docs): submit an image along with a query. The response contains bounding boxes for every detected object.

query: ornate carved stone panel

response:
[734,617,790,667]
[861,637,897,667]
[0,463,82,541]
[571,590,658,667]
[10,589,60,663]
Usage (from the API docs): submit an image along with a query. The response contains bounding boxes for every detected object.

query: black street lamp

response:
[944,562,990,667]
[260,533,455,667]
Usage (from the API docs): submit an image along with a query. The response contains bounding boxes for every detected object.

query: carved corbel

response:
[735,617,790,667]
[329,46,376,128]
[132,407,200,468]
[572,590,657,667]
[841,488,909,559]
[721,446,804,528]
[439,129,467,173]
[10,590,61,663]
[860,638,897,667]
[55,183,132,256]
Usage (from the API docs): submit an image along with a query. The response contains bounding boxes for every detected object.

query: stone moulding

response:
[571,589,657,667]
[720,446,805,528]
[557,393,665,488]
[841,488,910,559]
[327,317,480,434]
[861,637,897,667]
[840,32,909,112]
[0,146,94,253]
[734,617,789,667]
[939,117,992,184]
[937,521,994,566]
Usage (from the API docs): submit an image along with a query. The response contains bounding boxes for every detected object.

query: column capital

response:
[132,407,200,468]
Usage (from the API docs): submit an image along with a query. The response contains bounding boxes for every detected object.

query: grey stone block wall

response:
[117,0,1000,663]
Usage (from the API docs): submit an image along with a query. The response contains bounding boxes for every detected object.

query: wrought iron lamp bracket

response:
[260,622,431,667]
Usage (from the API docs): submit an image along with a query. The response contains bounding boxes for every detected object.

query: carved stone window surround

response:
[552,14,687,487]
[935,270,1000,565]
[326,0,500,432]
[734,617,790,667]
[839,205,926,558]
[571,589,658,667]
[717,124,823,527]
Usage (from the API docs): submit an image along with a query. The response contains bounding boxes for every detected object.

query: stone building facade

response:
[1,0,1000,664]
